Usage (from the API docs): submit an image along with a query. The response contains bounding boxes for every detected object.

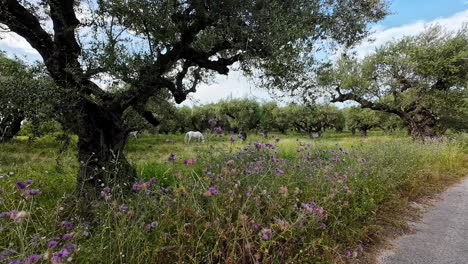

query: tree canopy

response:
[0,0,389,197]
[318,25,468,138]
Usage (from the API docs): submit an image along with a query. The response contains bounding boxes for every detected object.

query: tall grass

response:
[0,134,466,263]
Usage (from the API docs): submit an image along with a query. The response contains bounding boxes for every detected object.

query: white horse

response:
[129,131,139,138]
[185,131,205,144]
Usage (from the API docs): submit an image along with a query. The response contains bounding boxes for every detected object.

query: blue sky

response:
[0,1,467,106]
[381,0,467,27]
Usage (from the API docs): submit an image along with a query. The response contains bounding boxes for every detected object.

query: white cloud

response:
[0,32,39,55]
[352,9,468,59]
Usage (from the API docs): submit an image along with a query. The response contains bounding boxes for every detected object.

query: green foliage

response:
[345,107,380,136]
[318,25,468,137]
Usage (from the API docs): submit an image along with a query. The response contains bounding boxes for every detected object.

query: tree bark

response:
[75,103,136,199]
[360,128,368,137]
[0,113,24,143]
[405,109,437,139]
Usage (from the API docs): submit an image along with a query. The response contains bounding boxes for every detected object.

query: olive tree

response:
[0,0,388,198]
[319,26,468,138]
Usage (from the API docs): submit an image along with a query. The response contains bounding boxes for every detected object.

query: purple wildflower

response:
[132,184,140,191]
[25,179,33,184]
[51,249,70,263]
[62,233,73,240]
[274,168,284,174]
[345,250,352,257]
[26,189,41,196]
[119,205,129,212]
[15,181,26,190]
[62,243,76,253]
[149,178,157,183]
[48,240,58,249]
[27,254,41,263]
[0,212,10,218]
[229,135,236,142]
[145,224,152,230]
[260,228,272,240]
[60,221,73,230]
[319,222,327,229]
[208,187,219,195]
[275,137,281,142]
[0,188,4,193]
[332,156,340,162]
[167,153,177,162]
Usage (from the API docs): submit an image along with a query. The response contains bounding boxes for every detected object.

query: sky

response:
[1,0,467,107]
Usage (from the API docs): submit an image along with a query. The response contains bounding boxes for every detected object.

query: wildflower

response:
[296,147,304,152]
[0,249,16,261]
[149,178,157,183]
[103,186,111,192]
[62,233,73,240]
[214,127,222,133]
[62,244,76,253]
[27,254,41,263]
[260,228,272,240]
[0,211,10,218]
[119,205,129,212]
[48,240,58,248]
[274,168,284,174]
[229,135,236,142]
[25,179,34,184]
[359,158,366,163]
[167,153,177,162]
[345,250,352,257]
[132,184,140,191]
[145,224,151,230]
[26,189,41,196]
[301,203,313,212]
[0,188,4,193]
[332,156,340,162]
[60,221,73,230]
[275,137,281,142]
[319,222,327,229]
[51,249,70,263]
[82,231,90,237]
[15,181,27,190]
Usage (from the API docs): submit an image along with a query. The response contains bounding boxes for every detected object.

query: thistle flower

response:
[260,228,272,240]
[27,254,41,263]
[275,137,281,142]
[62,233,73,240]
[62,244,76,253]
[51,249,70,263]
[274,168,284,174]
[48,240,58,249]
[167,153,177,162]
[60,221,73,230]
[15,181,27,190]
[26,189,41,196]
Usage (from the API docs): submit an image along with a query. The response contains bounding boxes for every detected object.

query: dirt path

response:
[378,178,468,264]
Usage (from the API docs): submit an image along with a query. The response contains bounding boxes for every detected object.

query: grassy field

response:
[0,132,467,263]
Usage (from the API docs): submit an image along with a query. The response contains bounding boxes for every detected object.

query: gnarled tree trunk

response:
[0,113,23,143]
[75,103,136,200]
[406,109,437,139]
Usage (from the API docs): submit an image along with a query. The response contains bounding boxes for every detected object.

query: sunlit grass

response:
[0,132,466,263]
